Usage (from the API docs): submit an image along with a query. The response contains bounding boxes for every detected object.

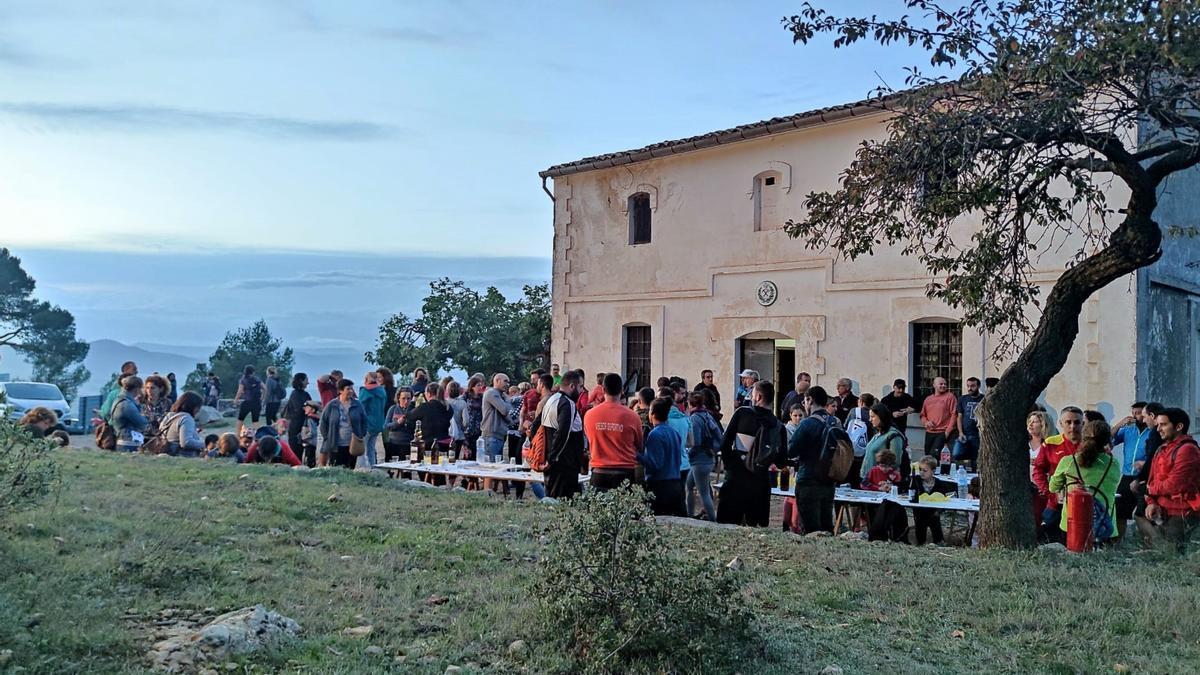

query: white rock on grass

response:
[147,605,299,671]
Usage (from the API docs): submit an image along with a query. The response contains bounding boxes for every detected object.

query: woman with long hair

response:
[1047,420,1120,544]
[160,392,207,457]
[376,367,397,412]
[1027,410,1053,530]
[139,374,171,445]
[860,403,907,480]
[463,375,485,459]
[18,407,58,439]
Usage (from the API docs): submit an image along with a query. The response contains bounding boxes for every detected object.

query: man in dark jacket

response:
[833,378,857,426]
[779,371,812,423]
[717,380,784,527]
[693,369,722,412]
[788,385,838,533]
[537,370,584,499]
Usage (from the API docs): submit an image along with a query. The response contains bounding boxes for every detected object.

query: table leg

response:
[833,503,847,535]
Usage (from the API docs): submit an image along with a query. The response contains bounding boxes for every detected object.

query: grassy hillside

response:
[2,452,1199,674]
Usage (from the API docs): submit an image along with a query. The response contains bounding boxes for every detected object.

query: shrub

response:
[0,419,63,516]
[534,484,756,673]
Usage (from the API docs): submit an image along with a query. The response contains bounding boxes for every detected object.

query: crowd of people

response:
[17,357,1199,551]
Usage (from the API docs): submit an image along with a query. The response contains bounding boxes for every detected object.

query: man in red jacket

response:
[1138,408,1200,551]
[1033,406,1083,541]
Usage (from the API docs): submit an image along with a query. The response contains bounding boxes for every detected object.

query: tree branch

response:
[1147,145,1200,184]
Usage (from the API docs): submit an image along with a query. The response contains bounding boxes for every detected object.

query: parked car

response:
[0,381,74,431]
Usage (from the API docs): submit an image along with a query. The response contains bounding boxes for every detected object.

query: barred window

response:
[911,322,962,400]
[624,325,651,390]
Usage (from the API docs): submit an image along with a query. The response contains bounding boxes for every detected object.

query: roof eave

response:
[538,101,891,180]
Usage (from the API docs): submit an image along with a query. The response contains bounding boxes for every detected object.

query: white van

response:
[1,381,73,430]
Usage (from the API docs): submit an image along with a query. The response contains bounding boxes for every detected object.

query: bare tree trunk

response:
[978,210,1161,548]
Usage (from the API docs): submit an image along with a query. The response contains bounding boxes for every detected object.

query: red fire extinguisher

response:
[1066,488,1094,553]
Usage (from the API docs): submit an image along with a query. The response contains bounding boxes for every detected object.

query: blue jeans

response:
[531,483,546,499]
[482,436,505,463]
[686,459,716,520]
[356,432,380,468]
[953,436,979,462]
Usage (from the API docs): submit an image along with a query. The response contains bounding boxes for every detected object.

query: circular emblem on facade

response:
[756,280,778,307]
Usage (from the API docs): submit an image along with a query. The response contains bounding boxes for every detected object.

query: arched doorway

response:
[736,330,793,415]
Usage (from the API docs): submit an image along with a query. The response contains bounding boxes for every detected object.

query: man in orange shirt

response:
[919,376,958,458]
[1033,405,1083,542]
[584,373,644,491]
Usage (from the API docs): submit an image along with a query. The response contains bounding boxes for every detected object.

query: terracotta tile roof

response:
[539,93,896,179]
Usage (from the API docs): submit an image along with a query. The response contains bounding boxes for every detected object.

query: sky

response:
[0,0,936,357]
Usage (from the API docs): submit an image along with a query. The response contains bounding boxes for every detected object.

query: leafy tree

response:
[367,279,551,379]
[783,1,1200,547]
[0,248,90,400]
[186,321,293,397]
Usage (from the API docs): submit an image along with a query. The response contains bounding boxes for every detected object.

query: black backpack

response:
[744,416,783,472]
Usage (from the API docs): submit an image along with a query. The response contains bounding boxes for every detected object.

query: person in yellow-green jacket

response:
[1049,419,1121,541]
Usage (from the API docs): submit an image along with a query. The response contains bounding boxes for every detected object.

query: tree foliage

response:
[186,321,293,395]
[784,0,1199,354]
[0,248,90,400]
[782,0,1200,548]
[367,279,551,378]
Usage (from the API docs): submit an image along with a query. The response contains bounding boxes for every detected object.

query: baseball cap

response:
[739,369,759,378]
[893,378,907,388]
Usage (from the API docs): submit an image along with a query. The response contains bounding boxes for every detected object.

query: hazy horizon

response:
[10,247,551,354]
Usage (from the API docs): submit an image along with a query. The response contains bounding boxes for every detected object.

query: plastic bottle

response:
[476,437,486,461]
[955,465,969,500]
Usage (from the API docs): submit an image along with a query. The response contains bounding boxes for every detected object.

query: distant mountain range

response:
[1,339,373,397]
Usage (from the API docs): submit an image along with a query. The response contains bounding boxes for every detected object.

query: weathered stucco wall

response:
[1136,148,1200,417]
[549,114,1140,416]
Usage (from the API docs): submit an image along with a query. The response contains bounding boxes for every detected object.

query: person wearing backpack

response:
[717,380,784,527]
[686,391,722,520]
[844,394,875,489]
[786,386,847,534]
[1048,419,1120,546]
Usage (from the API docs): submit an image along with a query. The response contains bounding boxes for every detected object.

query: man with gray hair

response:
[735,369,759,409]
[833,378,857,426]
[481,373,512,462]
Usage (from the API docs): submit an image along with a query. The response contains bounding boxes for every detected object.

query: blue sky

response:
[0,1,935,360]
[0,0,922,256]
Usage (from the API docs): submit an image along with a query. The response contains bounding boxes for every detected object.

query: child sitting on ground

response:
[203,434,219,456]
[206,432,245,462]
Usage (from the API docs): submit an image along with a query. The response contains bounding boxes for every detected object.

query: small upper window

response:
[753,170,783,231]
[629,193,652,245]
